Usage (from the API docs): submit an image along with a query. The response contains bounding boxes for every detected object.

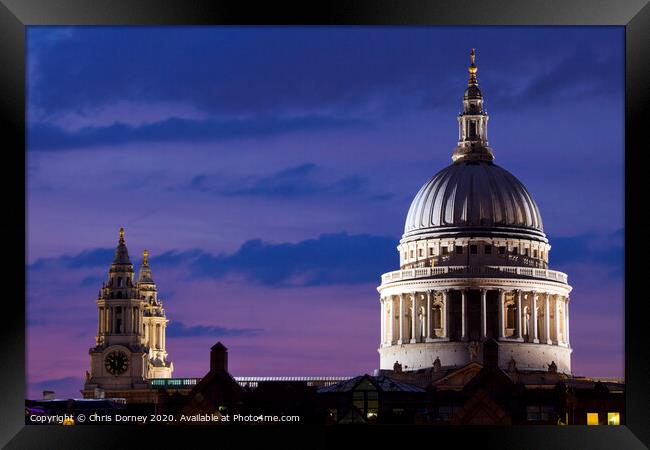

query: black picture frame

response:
[1,0,648,448]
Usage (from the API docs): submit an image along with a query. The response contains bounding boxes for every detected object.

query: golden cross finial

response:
[119,227,125,243]
[468,48,478,86]
[143,249,149,265]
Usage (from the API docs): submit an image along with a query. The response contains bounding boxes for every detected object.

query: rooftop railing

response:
[381,265,568,285]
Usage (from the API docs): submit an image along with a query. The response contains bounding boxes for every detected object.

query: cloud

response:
[28,376,81,399]
[166,322,262,338]
[549,229,623,278]
[183,163,375,199]
[189,232,397,287]
[28,115,365,151]
[29,248,114,271]
[28,27,622,132]
[29,232,398,288]
[493,48,622,107]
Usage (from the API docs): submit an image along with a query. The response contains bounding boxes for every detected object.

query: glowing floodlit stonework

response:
[83,228,174,399]
[378,50,572,374]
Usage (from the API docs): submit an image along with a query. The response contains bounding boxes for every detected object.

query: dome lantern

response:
[452,49,494,163]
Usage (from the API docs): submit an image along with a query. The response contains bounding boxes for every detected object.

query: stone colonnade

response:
[380,289,570,347]
[97,304,143,336]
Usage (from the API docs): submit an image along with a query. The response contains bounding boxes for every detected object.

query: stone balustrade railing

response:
[381,265,568,285]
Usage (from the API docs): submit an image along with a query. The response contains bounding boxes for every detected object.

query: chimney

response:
[210,342,228,373]
[42,390,55,400]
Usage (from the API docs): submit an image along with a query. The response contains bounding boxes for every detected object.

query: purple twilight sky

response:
[26,26,624,399]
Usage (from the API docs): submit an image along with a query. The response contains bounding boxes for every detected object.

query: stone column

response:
[124,307,130,335]
[388,297,394,344]
[399,294,405,344]
[410,293,417,343]
[565,297,571,345]
[461,290,467,341]
[111,308,115,333]
[532,292,539,343]
[498,289,505,340]
[380,298,385,346]
[442,290,450,339]
[426,291,432,342]
[554,295,561,345]
[98,307,103,334]
[545,294,552,344]
[480,289,487,339]
[516,290,523,341]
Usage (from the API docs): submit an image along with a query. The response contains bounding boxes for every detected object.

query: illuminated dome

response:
[403,161,544,240]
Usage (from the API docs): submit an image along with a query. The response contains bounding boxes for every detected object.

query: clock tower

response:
[82,228,173,401]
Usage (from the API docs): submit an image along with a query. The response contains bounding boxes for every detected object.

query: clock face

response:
[105,351,129,375]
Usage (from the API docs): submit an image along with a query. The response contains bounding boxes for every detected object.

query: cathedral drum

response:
[377,50,572,374]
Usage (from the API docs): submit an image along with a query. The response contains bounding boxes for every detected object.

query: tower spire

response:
[143,249,149,266]
[112,227,132,266]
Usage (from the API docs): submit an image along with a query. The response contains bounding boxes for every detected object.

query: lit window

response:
[607,412,620,426]
[587,413,599,425]
[533,249,538,257]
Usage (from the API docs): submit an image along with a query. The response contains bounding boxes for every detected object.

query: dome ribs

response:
[403,162,545,238]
